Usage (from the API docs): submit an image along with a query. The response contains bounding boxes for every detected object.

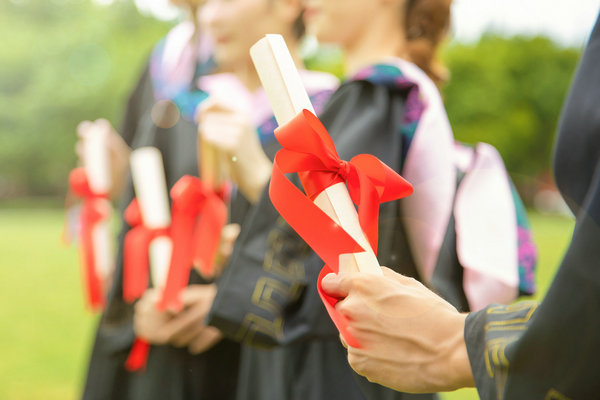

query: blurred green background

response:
[0,0,585,399]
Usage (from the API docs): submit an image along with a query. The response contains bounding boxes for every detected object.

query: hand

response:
[133,285,222,354]
[320,267,474,393]
[75,119,131,200]
[197,99,272,203]
[199,223,241,279]
[132,288,175,345]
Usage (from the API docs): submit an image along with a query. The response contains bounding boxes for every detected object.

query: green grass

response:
[0,208,575,400]
[0,209,97,400]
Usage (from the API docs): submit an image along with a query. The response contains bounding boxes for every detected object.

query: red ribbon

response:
[123,176,228,371]
[69,167,109,311]
[124,338,150,372]
[122,199,169,303]
[269,110,413,347]
[156,175,227,312]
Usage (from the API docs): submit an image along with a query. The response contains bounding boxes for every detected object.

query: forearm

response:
[232,151,272,203]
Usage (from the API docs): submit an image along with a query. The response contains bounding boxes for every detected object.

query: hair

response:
[404,0,452,86]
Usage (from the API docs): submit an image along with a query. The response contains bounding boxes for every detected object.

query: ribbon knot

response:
[68,167,109,311]
[269,109,413,347]
[337,160,352,181]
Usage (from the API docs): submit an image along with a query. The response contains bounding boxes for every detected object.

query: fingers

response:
[162,304,209,347]
[320,272,358,298]
[76,120,92,139]
[180,284,216,307]
[187,327,223,354]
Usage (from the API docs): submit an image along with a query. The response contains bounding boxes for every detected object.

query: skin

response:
[75,119,130,200]
[136,0,305,352]
[320,267,475,393]
[134,284,222,354]
[196,0,303,203]
[303,0,409,75]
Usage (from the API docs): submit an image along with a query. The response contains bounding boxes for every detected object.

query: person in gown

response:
[80,0,338,399]
[79,2,243,399]
[207,0,535,399]
[321,10,600,400]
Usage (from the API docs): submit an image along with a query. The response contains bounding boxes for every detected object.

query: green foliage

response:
[0,0,173,198]
[442,35,581,189]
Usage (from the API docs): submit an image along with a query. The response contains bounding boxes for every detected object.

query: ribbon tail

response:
[79,202,106,311]
[193,195,227,278]
[157,207,196,312]
[125,338,150,372]
[354,170,382,254]
[123,227,150,303]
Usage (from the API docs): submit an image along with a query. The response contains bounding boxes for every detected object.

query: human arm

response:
[196,99,272,203]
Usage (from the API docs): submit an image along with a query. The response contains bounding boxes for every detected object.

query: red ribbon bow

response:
[68,167,110,311]
[156,175,228,312]
[269,110,413,347]
[123,175,228,371]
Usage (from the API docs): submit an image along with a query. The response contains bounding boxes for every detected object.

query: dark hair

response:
[293,11,306,39]
[405,0,452,86]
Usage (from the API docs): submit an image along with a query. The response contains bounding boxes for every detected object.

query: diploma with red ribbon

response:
[123,147,228,371]
[251,35,413,347]
[67,125,114,311]
[124,147,172,371]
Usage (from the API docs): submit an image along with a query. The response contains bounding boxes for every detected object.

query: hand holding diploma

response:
[133,285,222,355]
[197,98,272,203]
[320,268,474,393]
[68,119,117,310]
[250,34,413,346]
[75,119,130,200]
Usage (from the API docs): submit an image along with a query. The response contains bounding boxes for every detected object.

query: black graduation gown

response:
[81,65,240,400]
[209,73,441,400]
[464,13,600,400]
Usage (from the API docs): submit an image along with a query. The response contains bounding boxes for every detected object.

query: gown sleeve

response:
[464,13,600,399]
[208,79,416,347]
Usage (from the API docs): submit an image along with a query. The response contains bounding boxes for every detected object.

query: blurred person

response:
[81,0,339,399]
[207,0,535,399]
[79,1,243,399]
[321,10,600,400]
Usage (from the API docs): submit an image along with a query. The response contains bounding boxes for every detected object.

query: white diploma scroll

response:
[130,147,172,291]
[250,34,381,275]
[82,125,114,282]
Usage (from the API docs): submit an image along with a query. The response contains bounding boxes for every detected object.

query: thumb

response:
[320,272,357,299]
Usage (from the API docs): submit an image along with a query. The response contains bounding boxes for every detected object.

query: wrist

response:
[444,312,475,390]
[235,152,272,203]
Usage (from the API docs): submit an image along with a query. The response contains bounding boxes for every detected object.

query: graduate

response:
[321,11,600,400]
[81,0,339,399]
[207,0,535,399]
[79,1,242,399]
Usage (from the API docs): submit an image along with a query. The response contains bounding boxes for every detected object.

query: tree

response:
[442,35,581,196]
[0,0,172,199]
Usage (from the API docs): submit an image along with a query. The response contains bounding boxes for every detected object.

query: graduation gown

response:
[81,23,242,398]
[80,62,241,400]
[209,61,455,400]
[464,13,600,400]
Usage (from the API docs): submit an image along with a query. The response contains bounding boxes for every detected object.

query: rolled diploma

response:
[250,34,381,275]
[130,147,172,291]
[83,125,114,281]
[200,137,229,190]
